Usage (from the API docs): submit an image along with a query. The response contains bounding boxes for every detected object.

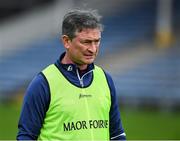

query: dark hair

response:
[62,9,103,40]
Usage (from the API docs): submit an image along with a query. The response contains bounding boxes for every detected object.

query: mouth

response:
[84,54,95,59]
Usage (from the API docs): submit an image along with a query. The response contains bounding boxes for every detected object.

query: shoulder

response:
[95,66,116,96]
[103,71,114,83]
[26,73,49,94]
[24,73,50,107]
[100,68,115,90]
[94,65,114,82]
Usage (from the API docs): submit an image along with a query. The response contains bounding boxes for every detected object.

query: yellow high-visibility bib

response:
[38,64,111,140]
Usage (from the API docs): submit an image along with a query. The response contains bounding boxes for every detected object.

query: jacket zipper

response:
[76,69,93,88]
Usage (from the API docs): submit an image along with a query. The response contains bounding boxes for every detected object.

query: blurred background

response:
[0,0,180,139]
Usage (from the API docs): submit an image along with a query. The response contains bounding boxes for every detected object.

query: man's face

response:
[66,28,101,66]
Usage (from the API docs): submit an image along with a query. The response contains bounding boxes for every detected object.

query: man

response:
[17,9,126,140]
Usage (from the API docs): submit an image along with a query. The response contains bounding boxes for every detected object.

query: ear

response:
[61,35,71,49]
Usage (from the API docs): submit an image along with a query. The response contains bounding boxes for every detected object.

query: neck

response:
[61,53,88,71]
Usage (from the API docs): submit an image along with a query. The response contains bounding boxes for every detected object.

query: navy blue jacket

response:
[17,53,126,140]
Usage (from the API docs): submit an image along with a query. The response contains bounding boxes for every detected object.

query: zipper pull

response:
[80,79,84,87]
[76,68,84,88]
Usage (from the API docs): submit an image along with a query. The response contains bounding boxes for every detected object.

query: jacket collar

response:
[55,52,95,75]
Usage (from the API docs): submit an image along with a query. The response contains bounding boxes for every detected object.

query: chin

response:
[84,59,94,64]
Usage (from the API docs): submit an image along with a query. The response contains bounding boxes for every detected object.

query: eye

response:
[81,40,92,45]
[80,39,101,45]
[94,40,100,45]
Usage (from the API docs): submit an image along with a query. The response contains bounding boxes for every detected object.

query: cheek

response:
[76,44,87,53]
[69,45,83,57]
[96,46,100,53]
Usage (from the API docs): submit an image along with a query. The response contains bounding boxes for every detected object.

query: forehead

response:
[75,28,101,40]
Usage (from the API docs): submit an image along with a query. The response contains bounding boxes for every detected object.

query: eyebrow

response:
[80,38,101,42]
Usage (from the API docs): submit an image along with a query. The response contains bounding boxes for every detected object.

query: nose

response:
[88,42,98,53]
